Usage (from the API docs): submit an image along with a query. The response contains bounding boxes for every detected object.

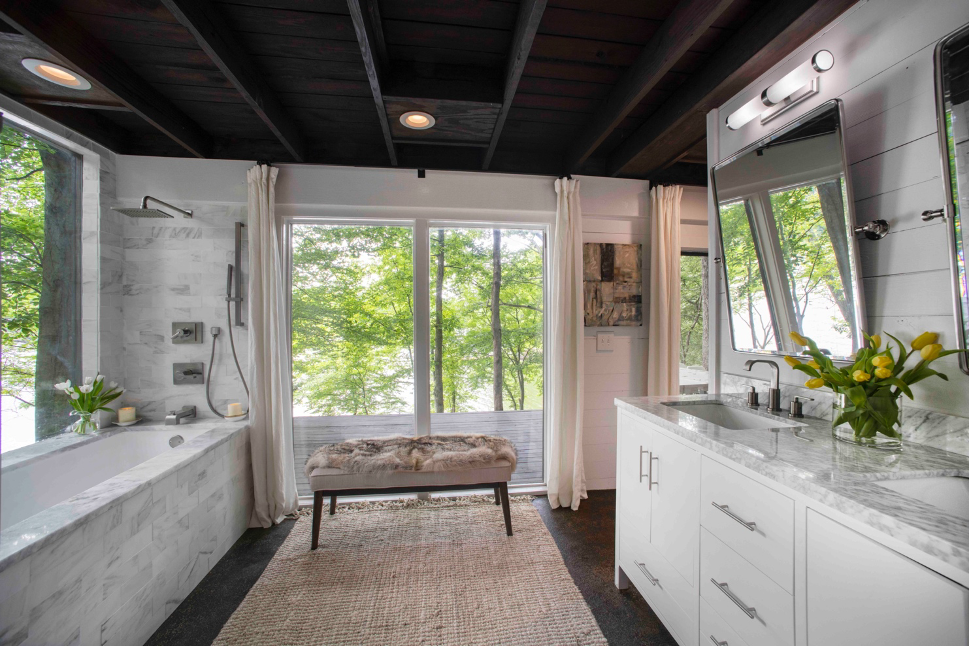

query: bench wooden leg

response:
[311,491,323,551]
[329,495,337,515]
[498,481,513,536]
[493,486,501,505]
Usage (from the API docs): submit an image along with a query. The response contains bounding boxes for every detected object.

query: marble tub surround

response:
[615,395,969,576]
[0,420,252,646]
[722,371,970,455]
[122,202,250,421]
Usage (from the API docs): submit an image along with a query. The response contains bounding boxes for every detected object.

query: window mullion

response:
[413,219,431,435]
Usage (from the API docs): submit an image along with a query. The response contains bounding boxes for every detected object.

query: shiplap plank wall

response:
[712,0,969,419]
[581,186,708,489]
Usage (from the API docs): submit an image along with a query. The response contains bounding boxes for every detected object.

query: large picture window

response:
[289,220,546,496]
[1,123,82,453]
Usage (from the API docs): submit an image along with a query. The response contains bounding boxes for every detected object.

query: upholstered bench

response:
[304,435,517,550]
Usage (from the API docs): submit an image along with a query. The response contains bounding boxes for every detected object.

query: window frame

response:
[282,213,551,493]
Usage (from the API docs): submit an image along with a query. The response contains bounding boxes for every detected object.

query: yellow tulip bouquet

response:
[784,330,963,446]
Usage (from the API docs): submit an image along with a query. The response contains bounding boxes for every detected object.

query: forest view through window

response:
[679,253,708,393]
[289,223,545,495]
[1,124,82,453]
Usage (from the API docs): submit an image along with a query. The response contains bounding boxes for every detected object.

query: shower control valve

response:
[174,362,204,385]
[171,322,202,344]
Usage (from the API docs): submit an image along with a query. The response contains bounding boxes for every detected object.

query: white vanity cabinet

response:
[805,511,969,646]
[616,411,700,645]
[615,404,969,646]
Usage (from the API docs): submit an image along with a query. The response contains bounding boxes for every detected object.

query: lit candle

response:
[227,403,243,417]
[118,407,136,423]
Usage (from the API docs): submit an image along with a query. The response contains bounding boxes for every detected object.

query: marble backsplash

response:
[722,372,970,455]
[118,203,250,422]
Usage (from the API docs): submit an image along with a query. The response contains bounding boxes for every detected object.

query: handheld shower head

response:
[226,265,233,299]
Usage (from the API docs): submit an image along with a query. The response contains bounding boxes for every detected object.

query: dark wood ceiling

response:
[0,0,857,184]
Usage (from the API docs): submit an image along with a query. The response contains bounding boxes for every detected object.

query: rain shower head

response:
[112,196,193,219]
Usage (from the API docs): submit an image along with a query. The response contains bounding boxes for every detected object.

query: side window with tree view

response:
[1,124,82,453]
[680,253,708,393]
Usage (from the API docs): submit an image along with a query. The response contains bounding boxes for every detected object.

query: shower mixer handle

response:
[172,327,192,339]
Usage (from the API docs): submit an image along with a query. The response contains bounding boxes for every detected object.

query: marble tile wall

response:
[120,204,250,421]
[0,426,252,646]
[722,372,969,455]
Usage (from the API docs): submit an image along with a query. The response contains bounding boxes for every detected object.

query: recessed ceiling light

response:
[400,111,435,130]
[21,58,91,90]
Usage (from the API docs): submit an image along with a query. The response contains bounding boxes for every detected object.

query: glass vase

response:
[831,393,903,450]
[71,411,98,435]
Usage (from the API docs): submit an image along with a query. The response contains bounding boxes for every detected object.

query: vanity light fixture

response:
[400,111,435,130]
[725,50,835,130]
[21,58,92,90]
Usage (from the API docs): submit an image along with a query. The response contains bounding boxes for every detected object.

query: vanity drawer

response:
[701,597,749,646]
[700,528,793,646]
[700,457,794,592]
[619,517,695,644]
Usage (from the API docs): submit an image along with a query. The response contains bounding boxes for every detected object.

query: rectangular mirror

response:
[712,100,865,360]
[934,26,969,374]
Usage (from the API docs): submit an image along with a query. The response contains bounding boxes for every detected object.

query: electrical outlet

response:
[596,331,615,352]
[173,362,204,385]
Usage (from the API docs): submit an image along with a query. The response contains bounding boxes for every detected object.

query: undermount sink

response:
[874,476,970,521]
[663,402,798,431]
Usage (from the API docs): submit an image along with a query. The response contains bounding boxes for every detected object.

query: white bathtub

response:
[1,427,210,530]
[0,420,252,646]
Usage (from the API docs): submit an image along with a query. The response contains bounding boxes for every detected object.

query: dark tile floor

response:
[146,490,677,645]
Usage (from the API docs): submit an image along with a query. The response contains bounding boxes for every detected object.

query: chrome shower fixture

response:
[112,195,193,219]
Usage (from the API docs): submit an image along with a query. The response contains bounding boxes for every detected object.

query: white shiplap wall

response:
[709,0,970,421]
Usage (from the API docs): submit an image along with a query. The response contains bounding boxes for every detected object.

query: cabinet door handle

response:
[711,579,756,619]
[648,451,659,490]
[634,560,659,585]
[710,637,728,646]
[639,446,649,482]
[711,502,756,531]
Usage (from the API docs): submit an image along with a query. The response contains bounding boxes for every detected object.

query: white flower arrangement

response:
[54,375,124,434]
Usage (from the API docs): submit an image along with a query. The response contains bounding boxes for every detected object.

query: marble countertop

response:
[615,394,969,573]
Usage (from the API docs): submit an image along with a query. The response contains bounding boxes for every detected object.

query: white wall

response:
[708,0,969,426]
[117,159,659,486]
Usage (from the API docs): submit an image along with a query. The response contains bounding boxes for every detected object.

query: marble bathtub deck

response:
[615,395,969,574]
[0,420,249,571]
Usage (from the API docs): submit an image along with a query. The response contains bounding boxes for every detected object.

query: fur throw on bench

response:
[304,434,517,480]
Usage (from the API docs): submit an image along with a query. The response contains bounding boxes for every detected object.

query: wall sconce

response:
[726,50,835,131]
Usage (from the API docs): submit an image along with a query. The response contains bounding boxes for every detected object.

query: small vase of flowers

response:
[784,331,963,450]
[54,375,124,434]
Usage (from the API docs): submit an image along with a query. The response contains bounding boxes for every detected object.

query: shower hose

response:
[206,265,250,418]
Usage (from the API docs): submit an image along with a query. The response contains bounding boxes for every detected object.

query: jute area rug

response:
[213,495,608,646]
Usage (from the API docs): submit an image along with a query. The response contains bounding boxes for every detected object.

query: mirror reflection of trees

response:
[718,199,777,351]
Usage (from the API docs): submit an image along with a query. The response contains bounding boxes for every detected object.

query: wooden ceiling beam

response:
[482,0,547,170]
[15,96,131,111]
[347,0,397,166]
[562,0,734,173]
[606,0,857,177]
[22,103,130,153]
[0,0,212,158]
[160,0,307,162]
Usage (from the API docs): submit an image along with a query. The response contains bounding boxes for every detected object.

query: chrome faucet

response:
[165,405,196,425]
[743,359,782,413]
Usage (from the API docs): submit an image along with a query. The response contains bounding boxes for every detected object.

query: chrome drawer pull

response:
[710,637,728,646]
[634,560,659,585]
[711,579,756,618]
[711,502,756,531]
[648,451,659,490]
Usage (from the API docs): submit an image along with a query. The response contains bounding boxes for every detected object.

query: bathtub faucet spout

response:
[166,405,196,425]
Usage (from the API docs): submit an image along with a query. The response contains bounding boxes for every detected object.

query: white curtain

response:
[247,164,299,527]
[647,185,683,396]
[548,178,586,511]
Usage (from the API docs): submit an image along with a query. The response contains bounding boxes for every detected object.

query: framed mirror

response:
[712,100,865,360]
[934,26,969,374]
